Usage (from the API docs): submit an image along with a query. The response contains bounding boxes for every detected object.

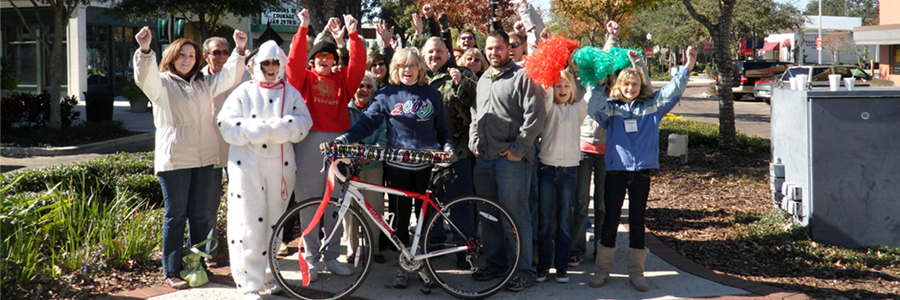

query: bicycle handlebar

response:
[323,144,453,166]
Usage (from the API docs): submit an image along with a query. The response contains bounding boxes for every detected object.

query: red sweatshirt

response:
[286,27,366,133]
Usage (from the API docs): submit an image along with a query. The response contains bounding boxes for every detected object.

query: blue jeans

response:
[207,167,224,260]
[537,165,576,272]
[157,165,214,278]
[432,157,475,243]
[529,140,540,249]
[571,152,605,257]
[599,170,650,250]
[473,156,536,281]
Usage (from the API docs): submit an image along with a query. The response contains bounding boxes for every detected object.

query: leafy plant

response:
[0,91,80,130]
[121,84,147,101]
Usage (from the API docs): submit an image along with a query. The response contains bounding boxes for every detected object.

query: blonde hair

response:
[459,48,488,73]
[610,67,652,101]
[553,70,580,105]
[160,38,204,81]
[388,47,428,87]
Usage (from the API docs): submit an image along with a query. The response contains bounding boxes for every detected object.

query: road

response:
[660,79,772,139]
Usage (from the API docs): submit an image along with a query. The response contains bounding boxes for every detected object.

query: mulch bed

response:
[647,150,900,300]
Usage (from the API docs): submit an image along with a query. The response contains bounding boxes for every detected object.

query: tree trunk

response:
[713,25,736,150]
[48,4,65,129]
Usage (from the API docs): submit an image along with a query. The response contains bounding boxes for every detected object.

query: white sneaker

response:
[305,261,319,282]
[324,259,353,276]
[260,281,283,295]
[243,291,263,300]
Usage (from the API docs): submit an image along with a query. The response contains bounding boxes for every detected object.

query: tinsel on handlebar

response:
[324,144,453,165]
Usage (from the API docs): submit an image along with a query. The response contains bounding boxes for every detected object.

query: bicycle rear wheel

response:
[423,195,521,299]
[268,197,373,300]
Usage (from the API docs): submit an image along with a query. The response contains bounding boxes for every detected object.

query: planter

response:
[83,91,115,122]
[129,98,149,113]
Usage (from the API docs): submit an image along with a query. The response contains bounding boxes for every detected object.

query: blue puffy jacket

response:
[586,67,689,171]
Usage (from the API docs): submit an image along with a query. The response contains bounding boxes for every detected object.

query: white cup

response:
[789,77,798,90]
[828,74,842,91]
[844,78,855,91]
[795,75,808,90]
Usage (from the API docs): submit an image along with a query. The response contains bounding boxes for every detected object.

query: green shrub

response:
[1,76,18,90]
[0,91,80,130]
[660,114,770,158]
[650,75,673,81]
[122,84,147,101]
[0,173,162,292]
[1,152,160,207]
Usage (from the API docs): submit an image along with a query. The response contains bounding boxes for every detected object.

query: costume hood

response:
[249,40,286,83]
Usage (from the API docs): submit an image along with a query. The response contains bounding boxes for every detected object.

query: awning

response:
[762,42,779,51]
[781,39,791,49]
[854,23,900,45]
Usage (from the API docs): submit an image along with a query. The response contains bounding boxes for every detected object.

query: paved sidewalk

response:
[99,221,810,300]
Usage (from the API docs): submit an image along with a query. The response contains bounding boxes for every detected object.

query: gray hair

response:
[202,37,230,54]
[362,70,376,87]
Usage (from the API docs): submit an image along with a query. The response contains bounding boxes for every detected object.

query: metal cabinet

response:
[770,86,900,248]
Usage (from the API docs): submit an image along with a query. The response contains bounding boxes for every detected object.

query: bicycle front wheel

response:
[423,195,522,299]
[268,197,373,300]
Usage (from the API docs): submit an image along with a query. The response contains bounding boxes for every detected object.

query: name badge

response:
[624,119,638,133]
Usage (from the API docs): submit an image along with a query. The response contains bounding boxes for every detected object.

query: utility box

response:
[770,85,900,248]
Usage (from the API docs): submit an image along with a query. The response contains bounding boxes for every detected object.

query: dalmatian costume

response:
[217,40,313,294]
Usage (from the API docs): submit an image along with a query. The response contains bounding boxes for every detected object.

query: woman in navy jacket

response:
[333,47,452,289]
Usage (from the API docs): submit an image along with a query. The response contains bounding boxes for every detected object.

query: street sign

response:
[740,49,753,56]
[645,49,653,57]
[816,37,822,50]
[703,43,713,51]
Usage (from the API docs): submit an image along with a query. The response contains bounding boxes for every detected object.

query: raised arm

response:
[602,21,619,52]
[287,10,311,89]
[342,14,367,95]
[628,49,651,87]
[208,30,248,98]
[654,46,696,116]
[133,26,163,103]
[512,0,546,55]
[585,85,612,129]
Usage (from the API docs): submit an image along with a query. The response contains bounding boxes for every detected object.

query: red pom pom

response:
[523,35,579,89]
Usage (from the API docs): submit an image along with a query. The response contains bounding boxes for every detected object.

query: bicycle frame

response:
[314,158,472,263]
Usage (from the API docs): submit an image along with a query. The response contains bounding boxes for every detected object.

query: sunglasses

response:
[359,84,374,89]
[260,60,280,67]
[466,57,480,63]
[314,52,335,60]
[207,50,228,56]
[510,42,521,49]
[460,36,475,41]
[373,62,386,67]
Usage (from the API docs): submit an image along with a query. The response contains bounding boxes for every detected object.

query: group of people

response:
[133,1,696,299]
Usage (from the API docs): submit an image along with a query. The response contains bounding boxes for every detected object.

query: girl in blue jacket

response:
[587,47,697,292]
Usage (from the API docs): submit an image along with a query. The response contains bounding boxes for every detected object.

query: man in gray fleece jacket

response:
[468,30,545,292]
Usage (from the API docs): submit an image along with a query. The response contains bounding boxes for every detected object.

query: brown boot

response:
[628,247,650,292]
[588,244,616,288]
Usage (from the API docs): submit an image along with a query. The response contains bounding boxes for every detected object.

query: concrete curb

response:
[0,132,154,157]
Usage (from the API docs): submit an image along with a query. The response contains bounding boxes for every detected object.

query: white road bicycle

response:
[268,146,522,300]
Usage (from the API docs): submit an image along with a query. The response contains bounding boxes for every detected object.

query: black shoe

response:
[505,276,533,292]
[456,253,470,270]
[472,267,500,281]
[535,269,548,282]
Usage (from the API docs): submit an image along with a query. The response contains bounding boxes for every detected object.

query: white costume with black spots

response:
[217,41,313,293]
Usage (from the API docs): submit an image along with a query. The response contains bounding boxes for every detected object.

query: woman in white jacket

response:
[133,27,247,289]
[217,41,313,300]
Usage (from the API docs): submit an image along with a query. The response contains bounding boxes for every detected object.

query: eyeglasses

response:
[359,84,374,89]
[260,60,280,67]
[373,62,386,67]
[460,36,475,41]
[207,50,228,56]
[314,52,335,60]
[466,57,480,63]
[510,42,521,49]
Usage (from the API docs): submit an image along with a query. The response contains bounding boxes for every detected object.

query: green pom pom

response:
[574,46,635,87]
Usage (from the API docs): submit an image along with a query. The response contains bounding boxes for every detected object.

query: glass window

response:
[124,27,135,43]
[781,68,806,81]
[810,67,833,81]
[115,27,124,42]
[13,43,38,85]
[87,43,109,85]
[833,67,853,79]
[893,45,900,75]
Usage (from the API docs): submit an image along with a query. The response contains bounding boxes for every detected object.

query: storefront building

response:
[853,0,900,86]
